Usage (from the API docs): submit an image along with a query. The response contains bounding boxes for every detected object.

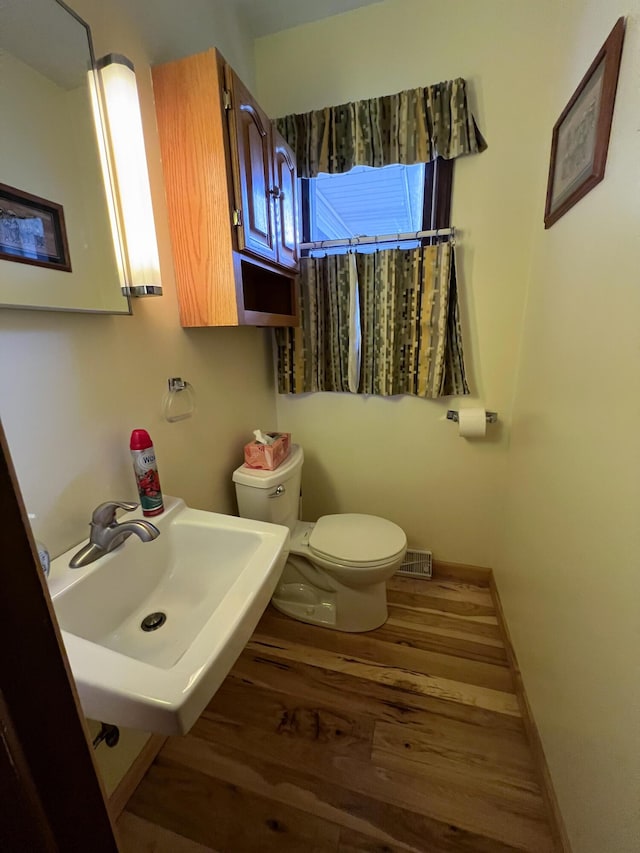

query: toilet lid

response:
[309,514,406,565]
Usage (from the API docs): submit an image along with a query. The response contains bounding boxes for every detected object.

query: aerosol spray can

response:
[130,429,164,517]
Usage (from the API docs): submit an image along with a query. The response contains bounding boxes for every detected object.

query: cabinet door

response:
[227,70,277,264]
[272,131,298,270]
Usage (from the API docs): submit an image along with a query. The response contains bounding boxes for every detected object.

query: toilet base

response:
[271,557,389,632]
[271,582,337,628]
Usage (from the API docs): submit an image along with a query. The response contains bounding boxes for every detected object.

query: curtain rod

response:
[299,227,455,251]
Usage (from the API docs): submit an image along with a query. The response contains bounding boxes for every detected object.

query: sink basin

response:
[48,497,289,734]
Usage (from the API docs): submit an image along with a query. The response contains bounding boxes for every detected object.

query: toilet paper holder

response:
[447,410,498,424]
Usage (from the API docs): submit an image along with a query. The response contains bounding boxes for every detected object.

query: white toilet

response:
[232,445,407,632]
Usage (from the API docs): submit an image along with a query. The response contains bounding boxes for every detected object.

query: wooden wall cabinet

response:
[152,49,298,327]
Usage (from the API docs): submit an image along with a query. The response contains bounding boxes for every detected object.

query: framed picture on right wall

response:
[544,17,625,229]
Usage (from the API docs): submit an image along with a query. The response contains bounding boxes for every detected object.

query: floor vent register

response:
[396,548,433,579]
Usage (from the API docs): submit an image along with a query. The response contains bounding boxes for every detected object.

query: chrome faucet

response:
[69,500,160,568]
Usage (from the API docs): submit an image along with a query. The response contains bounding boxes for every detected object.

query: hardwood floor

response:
[118,577,556,852]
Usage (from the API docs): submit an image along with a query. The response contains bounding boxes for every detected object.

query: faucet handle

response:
[91,500,139,527]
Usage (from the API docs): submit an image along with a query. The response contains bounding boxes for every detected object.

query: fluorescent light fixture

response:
[96,54,162,297]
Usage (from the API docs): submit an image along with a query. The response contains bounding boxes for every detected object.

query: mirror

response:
[0,0,130,313]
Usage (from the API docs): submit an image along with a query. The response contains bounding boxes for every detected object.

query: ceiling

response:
[235,0,383,38]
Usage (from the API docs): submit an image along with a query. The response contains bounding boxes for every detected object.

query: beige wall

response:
[496,2,640,851]
[0,0,274,794]
[255,0,557,566]
[257,2,640,849]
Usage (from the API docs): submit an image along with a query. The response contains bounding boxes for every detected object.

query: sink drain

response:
[141,611,167,632]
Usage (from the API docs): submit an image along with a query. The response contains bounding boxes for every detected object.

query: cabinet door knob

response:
[268,186,281,198]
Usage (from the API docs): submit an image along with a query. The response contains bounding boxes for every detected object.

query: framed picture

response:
[544,17,625,229]
[0,183,72,271]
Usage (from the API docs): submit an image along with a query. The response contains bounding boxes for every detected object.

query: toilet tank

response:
[232,444,303,532]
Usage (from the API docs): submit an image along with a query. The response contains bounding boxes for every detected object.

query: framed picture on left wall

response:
[0,182,72,271]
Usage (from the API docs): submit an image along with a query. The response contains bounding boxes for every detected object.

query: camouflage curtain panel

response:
[276,79,486,177]
[275,254,359,393]
[356,243,468,397]
[275,243,469,398]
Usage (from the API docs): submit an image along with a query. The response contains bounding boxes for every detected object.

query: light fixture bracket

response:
[121,285,162,297]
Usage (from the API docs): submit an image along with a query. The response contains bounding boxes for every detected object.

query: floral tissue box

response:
[243,432,291,470]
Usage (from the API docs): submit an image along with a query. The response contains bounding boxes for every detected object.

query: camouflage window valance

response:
[275,79,486,178]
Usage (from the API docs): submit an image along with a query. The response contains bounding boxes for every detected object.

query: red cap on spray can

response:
[130,429,152,451]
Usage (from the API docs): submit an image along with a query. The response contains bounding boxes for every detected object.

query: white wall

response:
[0,0,274,793]
[496,3,640,851]
[255,0,557,566]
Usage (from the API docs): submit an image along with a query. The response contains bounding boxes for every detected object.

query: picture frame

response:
[0,182,72,271]
[544,17,625,229]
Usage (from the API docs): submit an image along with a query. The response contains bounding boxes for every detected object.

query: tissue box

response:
[243,433,291,470]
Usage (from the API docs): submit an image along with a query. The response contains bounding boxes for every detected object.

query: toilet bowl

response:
[232,445,407,632]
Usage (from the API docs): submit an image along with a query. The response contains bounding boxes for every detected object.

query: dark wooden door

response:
[227,69,277,264]
[272,130,298,270]
[0,419,119,852]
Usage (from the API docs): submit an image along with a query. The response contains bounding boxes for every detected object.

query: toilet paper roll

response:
[458,408,487,438]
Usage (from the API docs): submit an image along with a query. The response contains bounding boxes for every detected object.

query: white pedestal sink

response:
[48,497,289,735]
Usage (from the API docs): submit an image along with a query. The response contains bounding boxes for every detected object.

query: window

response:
[300,157,453,252]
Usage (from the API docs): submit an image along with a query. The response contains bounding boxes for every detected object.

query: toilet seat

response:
[309,513,406,569]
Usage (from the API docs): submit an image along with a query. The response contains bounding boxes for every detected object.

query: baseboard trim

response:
[109,734,166,819]
[489,574,572,853]
[431,559,492,585]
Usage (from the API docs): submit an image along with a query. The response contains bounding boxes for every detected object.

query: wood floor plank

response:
[366,748,553,852]
[256,608,514,692]
[159,734,520,853]
[338,828,416,853]
[374,618,509,666]
[230,650,526,734]
[204,677,374,759]
[337,826,519,853]
[182,714,551,851]
[161,734,418,852]
[387,588,497,618]
[247,636,520,716]
[372,719,541,796]
[117,812,218,852]
[386,604,504,641]
[128,756,341,853]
